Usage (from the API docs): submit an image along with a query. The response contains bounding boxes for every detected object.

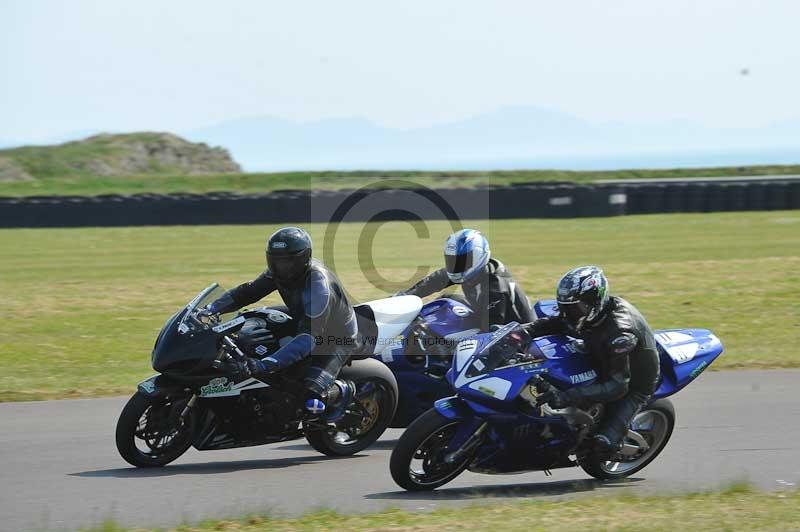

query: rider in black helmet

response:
[523,266,661,457]
[208,226,358,418]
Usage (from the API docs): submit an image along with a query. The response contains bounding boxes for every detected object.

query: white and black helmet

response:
[443,229,490,284]
[555,266,610,331]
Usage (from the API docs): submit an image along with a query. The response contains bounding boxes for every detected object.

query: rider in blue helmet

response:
[397,229,533,330]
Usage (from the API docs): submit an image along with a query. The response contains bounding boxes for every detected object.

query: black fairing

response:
[151,308,223,377]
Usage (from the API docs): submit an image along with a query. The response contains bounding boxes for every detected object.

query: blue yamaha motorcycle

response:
[389,320,723,490]
[365,295,486,427]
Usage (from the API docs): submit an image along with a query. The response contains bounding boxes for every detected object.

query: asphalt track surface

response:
[1,370,798,531]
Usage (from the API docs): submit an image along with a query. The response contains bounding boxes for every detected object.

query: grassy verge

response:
[1,211,798,401]
[87,484,800,531]
[1,164,799,197]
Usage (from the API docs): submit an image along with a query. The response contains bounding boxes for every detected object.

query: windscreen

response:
[465,324,531,378]
[177,283,234,334]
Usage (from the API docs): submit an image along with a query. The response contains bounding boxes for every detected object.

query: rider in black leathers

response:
[523,266,660,456]
[396,229,533,331]
[208,226,359,415]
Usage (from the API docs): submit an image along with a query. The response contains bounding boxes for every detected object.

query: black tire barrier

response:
[789,182,800,209]
[0,180,797,228]
[0,185,628,228]
[725,184,748,212]
[684,183,708,212]
[766,183,788,210]
[745,183,768,210]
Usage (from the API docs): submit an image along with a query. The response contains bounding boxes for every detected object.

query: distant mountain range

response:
[181,107,800,171]
[4,107,800,172]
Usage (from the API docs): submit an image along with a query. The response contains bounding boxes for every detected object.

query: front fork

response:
[179,394,198,422]
[443,421,488,465]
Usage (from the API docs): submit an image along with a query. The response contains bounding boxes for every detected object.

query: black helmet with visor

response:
[555,266,610,332]
[266,227,312,284]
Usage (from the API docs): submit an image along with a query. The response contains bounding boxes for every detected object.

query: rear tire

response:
[390,408,472,491]
[115,392,195,468]
[305,359,398,456]
[580,398,675,480]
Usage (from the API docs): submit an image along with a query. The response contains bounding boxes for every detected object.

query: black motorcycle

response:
[115,283,399,467]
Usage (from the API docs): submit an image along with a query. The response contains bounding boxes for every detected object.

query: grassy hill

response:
[0,132,240,184]
[1,132,798,196]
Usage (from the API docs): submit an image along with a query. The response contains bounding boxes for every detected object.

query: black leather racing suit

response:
[523,296,661,447]
[214,259,359,399]
[397,258,534,331]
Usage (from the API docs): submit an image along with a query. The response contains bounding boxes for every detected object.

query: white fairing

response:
[363,295,423,356]
[468,377,513,400]
[455,339,478,371]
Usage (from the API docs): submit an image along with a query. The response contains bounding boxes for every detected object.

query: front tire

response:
[115,392,195,468]
[390,408,473,491]
[580,398,675,480]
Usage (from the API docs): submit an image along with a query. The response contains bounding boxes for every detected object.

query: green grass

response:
[1,211,799,401]
[1,164,799,197]
[84,485,800,531]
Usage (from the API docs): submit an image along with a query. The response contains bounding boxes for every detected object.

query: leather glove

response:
[211,354,251,380]
[534,379,573,409]
[197,303,219,323]
[244,357,279,377]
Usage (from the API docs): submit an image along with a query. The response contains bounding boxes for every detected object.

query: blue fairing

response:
[528,300,724,396]
[377,298,484,427]
[420,298,481,337]
[434,322,724,475]
[652,329,724,397]
[533,299,559,319]
[381,296,723,430]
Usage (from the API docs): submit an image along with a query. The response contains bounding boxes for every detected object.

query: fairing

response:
[420,298,481,338]
[528,300,724,396]
[434,321,723,475]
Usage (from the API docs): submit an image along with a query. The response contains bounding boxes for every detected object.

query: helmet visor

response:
[558,300,592,327]
[267,252,306,282]
[445,252,473,276]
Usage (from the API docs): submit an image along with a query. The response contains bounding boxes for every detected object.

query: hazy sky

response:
[2,0,799,143]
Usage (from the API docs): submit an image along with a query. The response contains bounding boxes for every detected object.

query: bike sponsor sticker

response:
[200,377,232,396]
[265,310,289,323]
[212,316,245,333]
[569,370,597,384]
[452,305,471,317]
[138,377,157,394]
[254,344,268,356]
[689,360,708,379]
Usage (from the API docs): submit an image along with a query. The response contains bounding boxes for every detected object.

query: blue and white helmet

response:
[443,229,490,284]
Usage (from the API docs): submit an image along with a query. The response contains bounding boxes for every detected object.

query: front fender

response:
[434,396,472,420]
[137,374,187,397]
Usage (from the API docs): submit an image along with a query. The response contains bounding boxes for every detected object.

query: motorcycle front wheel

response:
[390,408,474,491]
[115,392,196,468]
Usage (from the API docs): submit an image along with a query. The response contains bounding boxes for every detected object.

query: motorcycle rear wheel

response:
[115,392,195,468]
[305,374,396,456]
[580,398,675,480]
